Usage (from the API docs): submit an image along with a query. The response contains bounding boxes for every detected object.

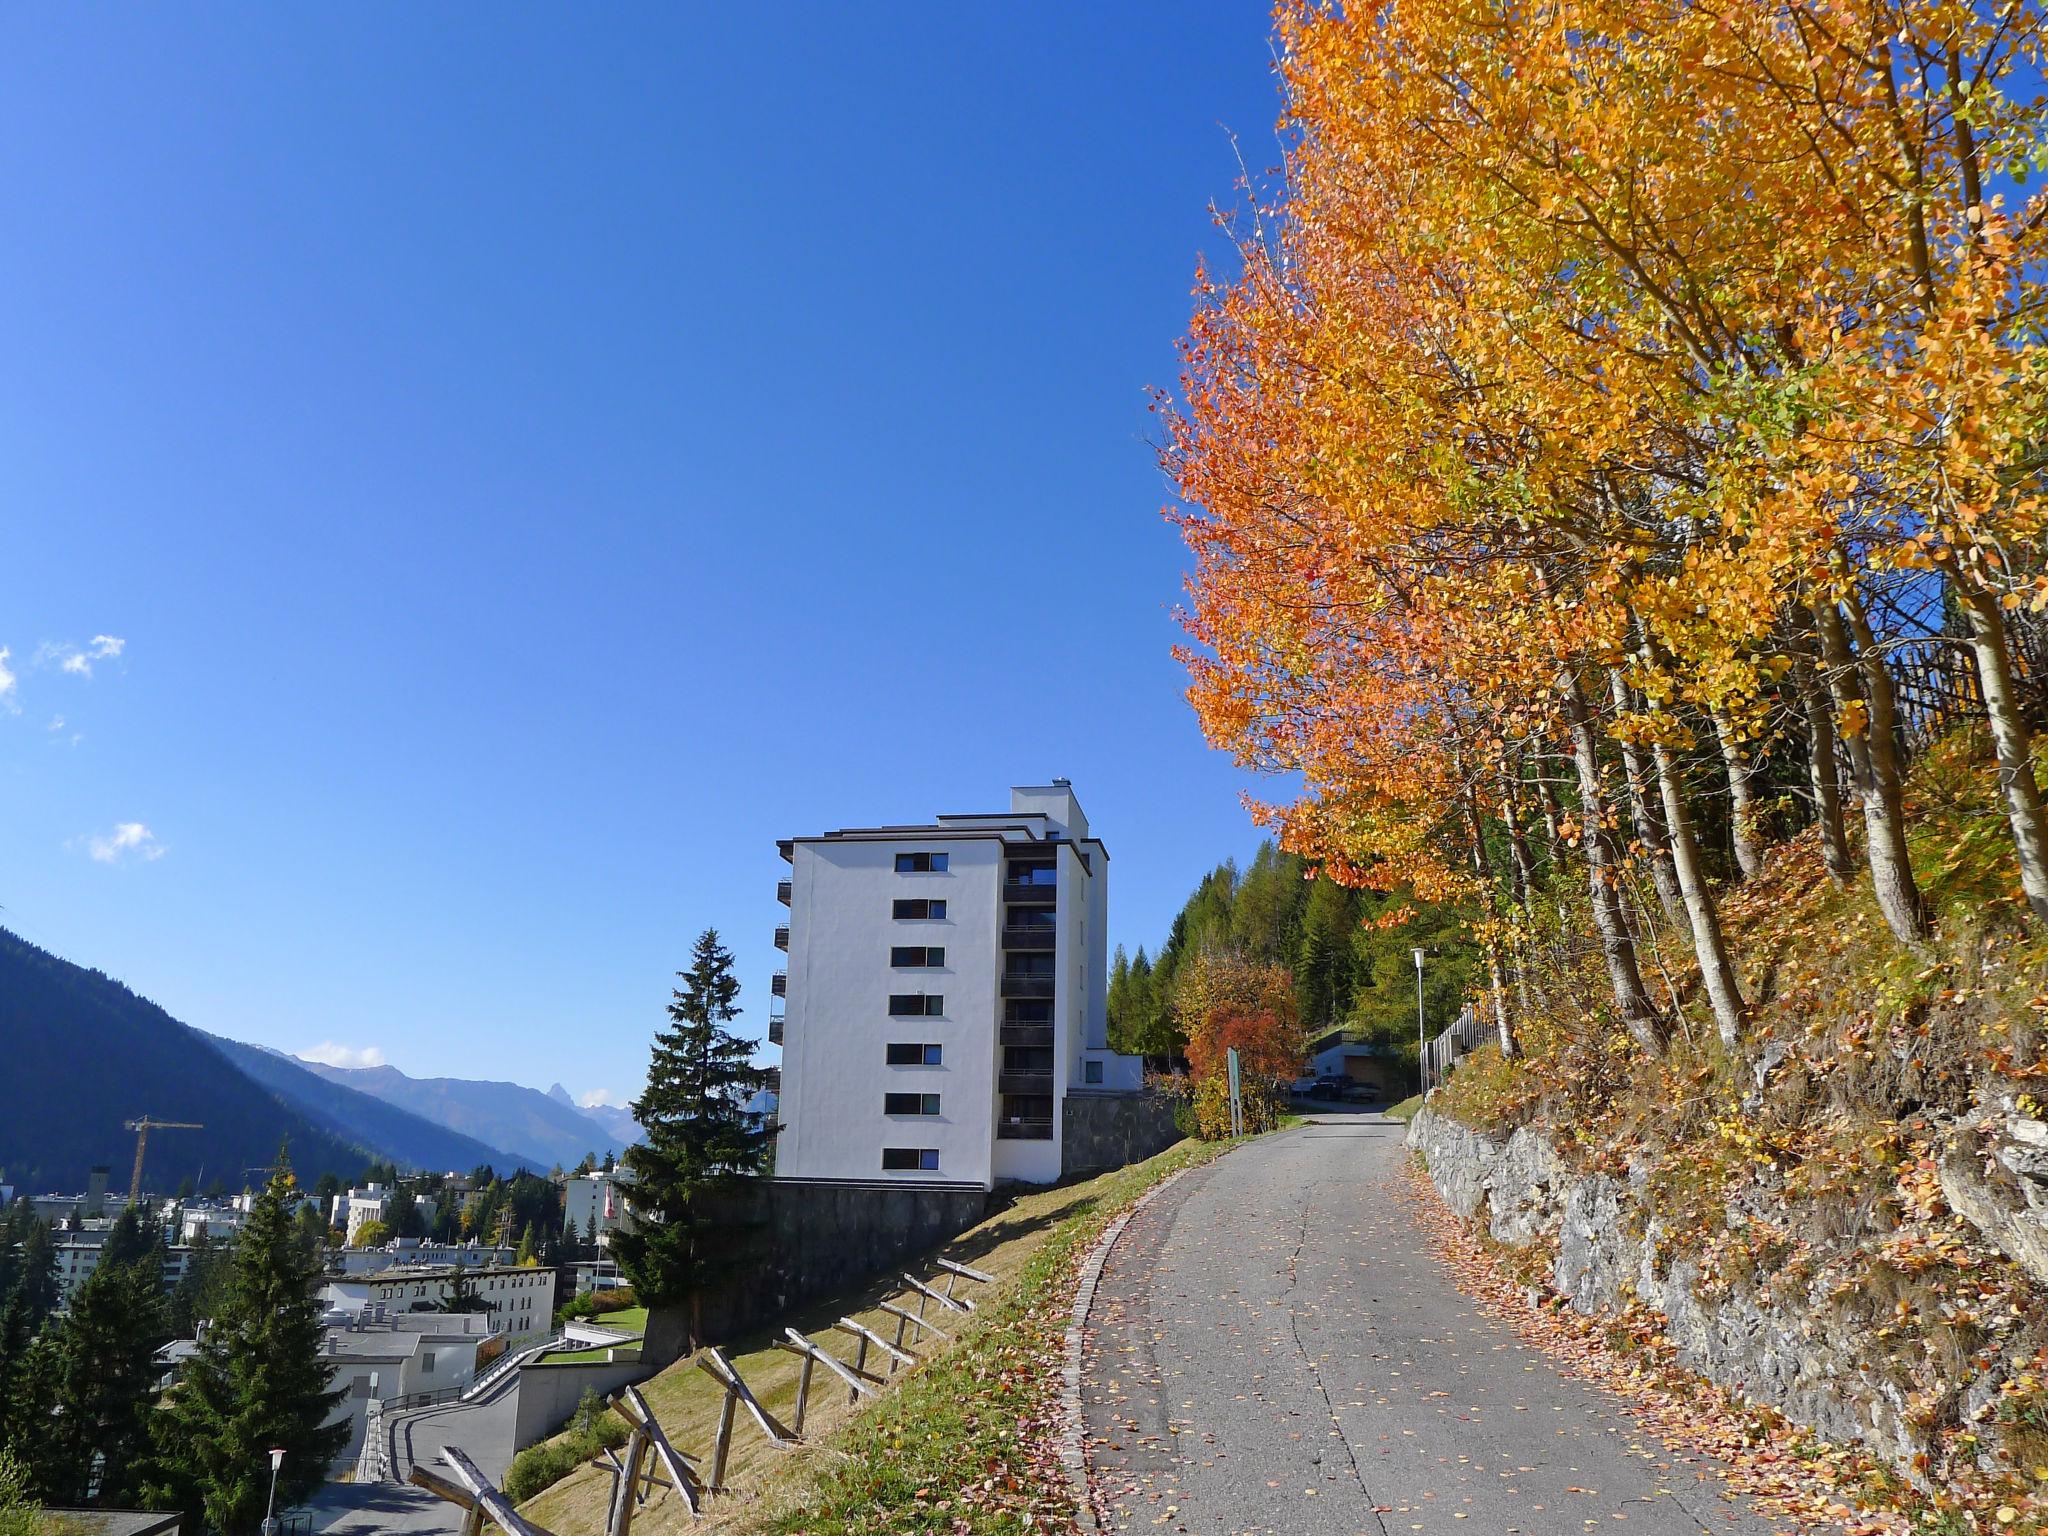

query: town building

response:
[319,1262,556,1337]
[340,1182,438,1245]
[53,1233,199,1305]
[563,1168,632,1242]
[324,1240,518,1276]
[771,780,1143,1190]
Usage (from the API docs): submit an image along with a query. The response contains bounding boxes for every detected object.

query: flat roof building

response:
[771,781,1143,1190]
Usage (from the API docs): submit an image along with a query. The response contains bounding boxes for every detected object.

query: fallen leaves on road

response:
[1407,1156,2046,1536]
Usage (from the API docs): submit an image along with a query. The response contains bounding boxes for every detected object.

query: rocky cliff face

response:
[1409,1102,2048,1490]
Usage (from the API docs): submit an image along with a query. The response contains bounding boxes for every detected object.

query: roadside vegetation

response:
[1158,0,2048,1526]
[519,1137,1232,1534]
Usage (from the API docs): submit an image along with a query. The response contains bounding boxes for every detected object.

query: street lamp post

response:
[261,1447,285,1536]
[1412,947,1427,1096]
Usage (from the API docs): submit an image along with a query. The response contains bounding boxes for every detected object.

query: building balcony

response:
[1000,975,1054,1000]
[999,1023,1053,1049]
[773,925,789,950]
[998,1070,1053,1097]
[770,972,787,997]
[996,1120,1054,1141]
[776,880,792,905]
[768,1014,784,1046]
[1000,926,1055,951]
[778,839,794,863]
[1002,880,1056,905]
[763,1067,781,1093]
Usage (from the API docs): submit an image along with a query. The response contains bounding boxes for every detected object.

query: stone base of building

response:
[641,1177,990,1367]
[1060,1088,1181,1176]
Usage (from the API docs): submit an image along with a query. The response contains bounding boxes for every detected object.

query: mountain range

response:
[300,1061,640,1172]
[0,923,638,1194]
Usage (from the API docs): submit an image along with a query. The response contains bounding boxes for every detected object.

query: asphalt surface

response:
[1079,1114,1783,1536]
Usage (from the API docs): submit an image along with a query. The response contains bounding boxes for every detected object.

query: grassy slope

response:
[522,1137,1231,1535]
[1432,728,2048,1520]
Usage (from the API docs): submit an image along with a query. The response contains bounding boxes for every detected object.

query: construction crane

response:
[124,1117,203,1205]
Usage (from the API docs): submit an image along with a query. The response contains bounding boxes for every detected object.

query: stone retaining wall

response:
[1408,1103,2048,1490]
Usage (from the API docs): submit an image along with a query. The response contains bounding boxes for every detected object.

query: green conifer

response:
[145,1159,347,1533]
[613,929,771,1347]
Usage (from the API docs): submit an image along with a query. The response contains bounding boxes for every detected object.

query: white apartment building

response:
[563,1169,633,1242]
[320,1263,556,1336]
[771,780,1143,1190]
[341,1183,438,1245]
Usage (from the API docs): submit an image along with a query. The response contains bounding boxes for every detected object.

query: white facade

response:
[320,1263,556,1336]
[772,781,1140,1190]
[563,1170,632,1241]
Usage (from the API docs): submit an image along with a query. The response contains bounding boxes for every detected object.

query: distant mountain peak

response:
[547,1083,576,1107]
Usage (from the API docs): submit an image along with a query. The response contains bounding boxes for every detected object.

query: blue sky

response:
[0,6,1285,1111]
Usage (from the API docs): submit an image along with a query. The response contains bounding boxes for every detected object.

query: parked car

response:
[1312,1075,1349,1099]
[1289,1076,1321,1098]
[1338,1080,1379,1104]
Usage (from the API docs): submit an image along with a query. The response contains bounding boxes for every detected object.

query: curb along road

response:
[1060,1149,1235,1533]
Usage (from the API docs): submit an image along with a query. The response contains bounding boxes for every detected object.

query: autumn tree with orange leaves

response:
[1168,0,2048,1061]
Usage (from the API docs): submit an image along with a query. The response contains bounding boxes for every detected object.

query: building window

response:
[885,1043,942,1066]
[884,1092,941,1116]
[1084,1059,1105,1085]
[889,946,945,968]
[423,1351,437,1371]
[888,994,943,1016]
[895,852,949,873]
[1004,1046,1054,1071]
[892,898,947,919]
[882,1147,941,1171]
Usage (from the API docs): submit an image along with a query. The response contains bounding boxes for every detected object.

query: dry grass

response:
[521,1139,1221,1535]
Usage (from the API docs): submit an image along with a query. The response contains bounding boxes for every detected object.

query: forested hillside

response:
[0,927,368,1192]
[201,1033,535,1177]
[1107,841,1476,1066]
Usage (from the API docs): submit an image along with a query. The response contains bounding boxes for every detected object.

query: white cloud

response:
[47,715,63,731]
[36,635,127,679]
[578,1089,630,1109]
[297,1042,388,1069]
[86,822,166,864]
[0,647,15,713]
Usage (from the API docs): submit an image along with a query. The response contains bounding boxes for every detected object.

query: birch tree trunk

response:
[1710,710,1766,881]
[1460,783,1518,1058]
[1791,647,1855,888]
[1818,594,1930,942]
[1559,669,1669,1053]
[1608,669,1686,922]
[1651,739,1749,1047]
[1954,583,2048,923]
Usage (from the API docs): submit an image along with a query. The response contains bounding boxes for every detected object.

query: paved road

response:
[1080,1115,1782,1536]
[389,1375,522,1485]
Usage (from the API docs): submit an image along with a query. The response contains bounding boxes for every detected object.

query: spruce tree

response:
[145,1160,347,1533]
[515,1223,537,1267]
[13,1221,57,1332]
[47,1208,167,1505]
[614,929,771,1347]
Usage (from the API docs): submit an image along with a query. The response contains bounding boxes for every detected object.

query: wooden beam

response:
[618,1384,704,1517]
[604,1425,649,1536]
[437,1448,561,1536]
[835,1317,918,1369]
[935,1258,995,1285]
[696,1348,796,1445]
[878,1300,948,1341]
[901,1273,973,1314]
[782,1328,880,1399]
